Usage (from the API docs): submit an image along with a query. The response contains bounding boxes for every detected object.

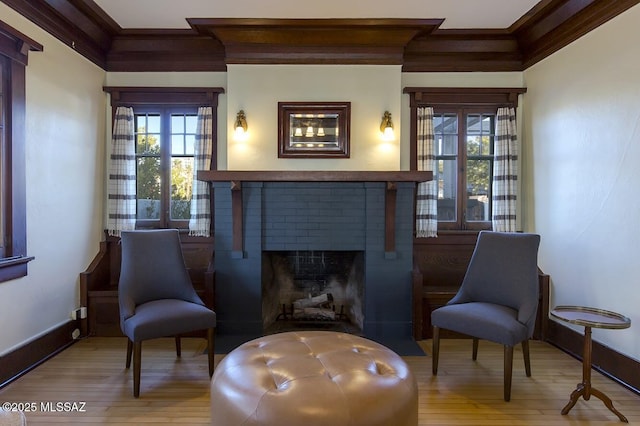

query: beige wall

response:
[0,4,106,354]
[524,4,640,360]
[226,64,402,171]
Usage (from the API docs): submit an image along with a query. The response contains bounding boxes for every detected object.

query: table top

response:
[551,305,631,329]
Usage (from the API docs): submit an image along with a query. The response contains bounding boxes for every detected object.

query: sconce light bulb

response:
[383,126,395,141]
[233,110,248,141]
[380,111,394,141]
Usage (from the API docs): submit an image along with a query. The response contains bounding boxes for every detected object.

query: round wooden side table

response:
[550,305,631,422]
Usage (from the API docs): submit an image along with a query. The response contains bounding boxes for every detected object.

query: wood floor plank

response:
[0,337,638,425]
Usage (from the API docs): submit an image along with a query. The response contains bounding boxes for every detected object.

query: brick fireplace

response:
[204,171,430,341]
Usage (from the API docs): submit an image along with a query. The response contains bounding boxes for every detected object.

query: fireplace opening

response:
[262,250,364,335]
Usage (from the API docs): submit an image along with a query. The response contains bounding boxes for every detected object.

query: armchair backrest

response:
[454,231,541,334]
[118,230,202,309]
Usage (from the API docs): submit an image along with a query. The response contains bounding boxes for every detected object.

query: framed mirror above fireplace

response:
[278,101,351,158]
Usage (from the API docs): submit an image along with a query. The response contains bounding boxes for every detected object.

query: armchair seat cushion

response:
[432,302,528,346]
[122,299,216,342]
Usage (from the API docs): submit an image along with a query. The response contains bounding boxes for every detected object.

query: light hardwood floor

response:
[0,337,638,425]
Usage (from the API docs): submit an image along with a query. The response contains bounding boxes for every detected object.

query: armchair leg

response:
[207,328,216,377]
[432,326,440,375]
[504,345,514,402]
[472,338,479,361]
[522,339,532,377]
[175,336,181,357]
[126,339,133,368]
[133,342,142,398]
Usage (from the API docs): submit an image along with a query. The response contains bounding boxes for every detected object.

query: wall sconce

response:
[234,110,248,140]
[380,111,395,141]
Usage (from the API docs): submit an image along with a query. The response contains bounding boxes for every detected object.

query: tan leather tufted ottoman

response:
[210,331,417,426]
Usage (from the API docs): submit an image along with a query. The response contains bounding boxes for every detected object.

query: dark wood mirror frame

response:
[278,101,350,158]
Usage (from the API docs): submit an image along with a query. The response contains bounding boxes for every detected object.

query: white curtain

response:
[189,106,213,237]
[416,106,438,238]
[492,106,518,232]
[106,106,136,237]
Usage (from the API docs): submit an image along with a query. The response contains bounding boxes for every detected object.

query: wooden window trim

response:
[403,87,526,232]
[0,22,42,283]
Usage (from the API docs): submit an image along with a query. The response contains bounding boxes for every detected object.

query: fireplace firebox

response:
[262,250,364,334]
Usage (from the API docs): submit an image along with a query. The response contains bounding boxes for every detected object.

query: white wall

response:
[0,4,106,354]
[524,4,640,360]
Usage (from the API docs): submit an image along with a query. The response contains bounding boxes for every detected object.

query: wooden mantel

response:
[197,170,432,183]
[198,170,433,254]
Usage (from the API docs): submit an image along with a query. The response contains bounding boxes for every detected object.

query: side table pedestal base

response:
[561,382,628,423]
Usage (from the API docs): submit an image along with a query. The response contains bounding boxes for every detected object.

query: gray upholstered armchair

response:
[431,230,540,401]
[118,229,216,397]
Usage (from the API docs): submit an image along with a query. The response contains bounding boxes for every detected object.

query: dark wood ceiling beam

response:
[188,18,443,65]
[223,45,407,65]
[404,31,523,72]
[106,30,226,71]
[1,0,113,68]
[515,0,640,68]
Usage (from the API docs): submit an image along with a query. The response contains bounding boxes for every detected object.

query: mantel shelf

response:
[197,170,432,183]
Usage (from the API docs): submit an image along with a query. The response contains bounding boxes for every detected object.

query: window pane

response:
[136,157,161,220]
[170,157,194,220]
[436,159,457,221]
[171,114,184,133]
[467,114,481,134]
[171,114,197,155]
[185,115,198,133]
[434,114,458,155]
[171,134,185,155]
[185,134,195,155]
[136,114,161,155]
[482,114,493,133]
[466,159,491,221]
[442,115,457,133]
[468,115,495,156]
[147,115,161,133]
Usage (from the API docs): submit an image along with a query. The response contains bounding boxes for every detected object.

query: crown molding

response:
[1,0,638,71]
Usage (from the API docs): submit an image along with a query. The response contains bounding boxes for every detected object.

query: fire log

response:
[293,293,333,309]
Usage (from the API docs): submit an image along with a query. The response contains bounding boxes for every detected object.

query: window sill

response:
[0,255,35,283]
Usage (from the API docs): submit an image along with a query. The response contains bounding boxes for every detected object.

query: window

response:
[404,87,525,232]
[433,110,495,230]
[134,108,197,228]
[104,87,223,232]
[0,22,41,282]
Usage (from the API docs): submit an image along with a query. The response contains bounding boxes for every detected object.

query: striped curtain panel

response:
[106,106,136,237]
[492,107,518,232]
[188,106,213,237]
[416,106,438,238]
